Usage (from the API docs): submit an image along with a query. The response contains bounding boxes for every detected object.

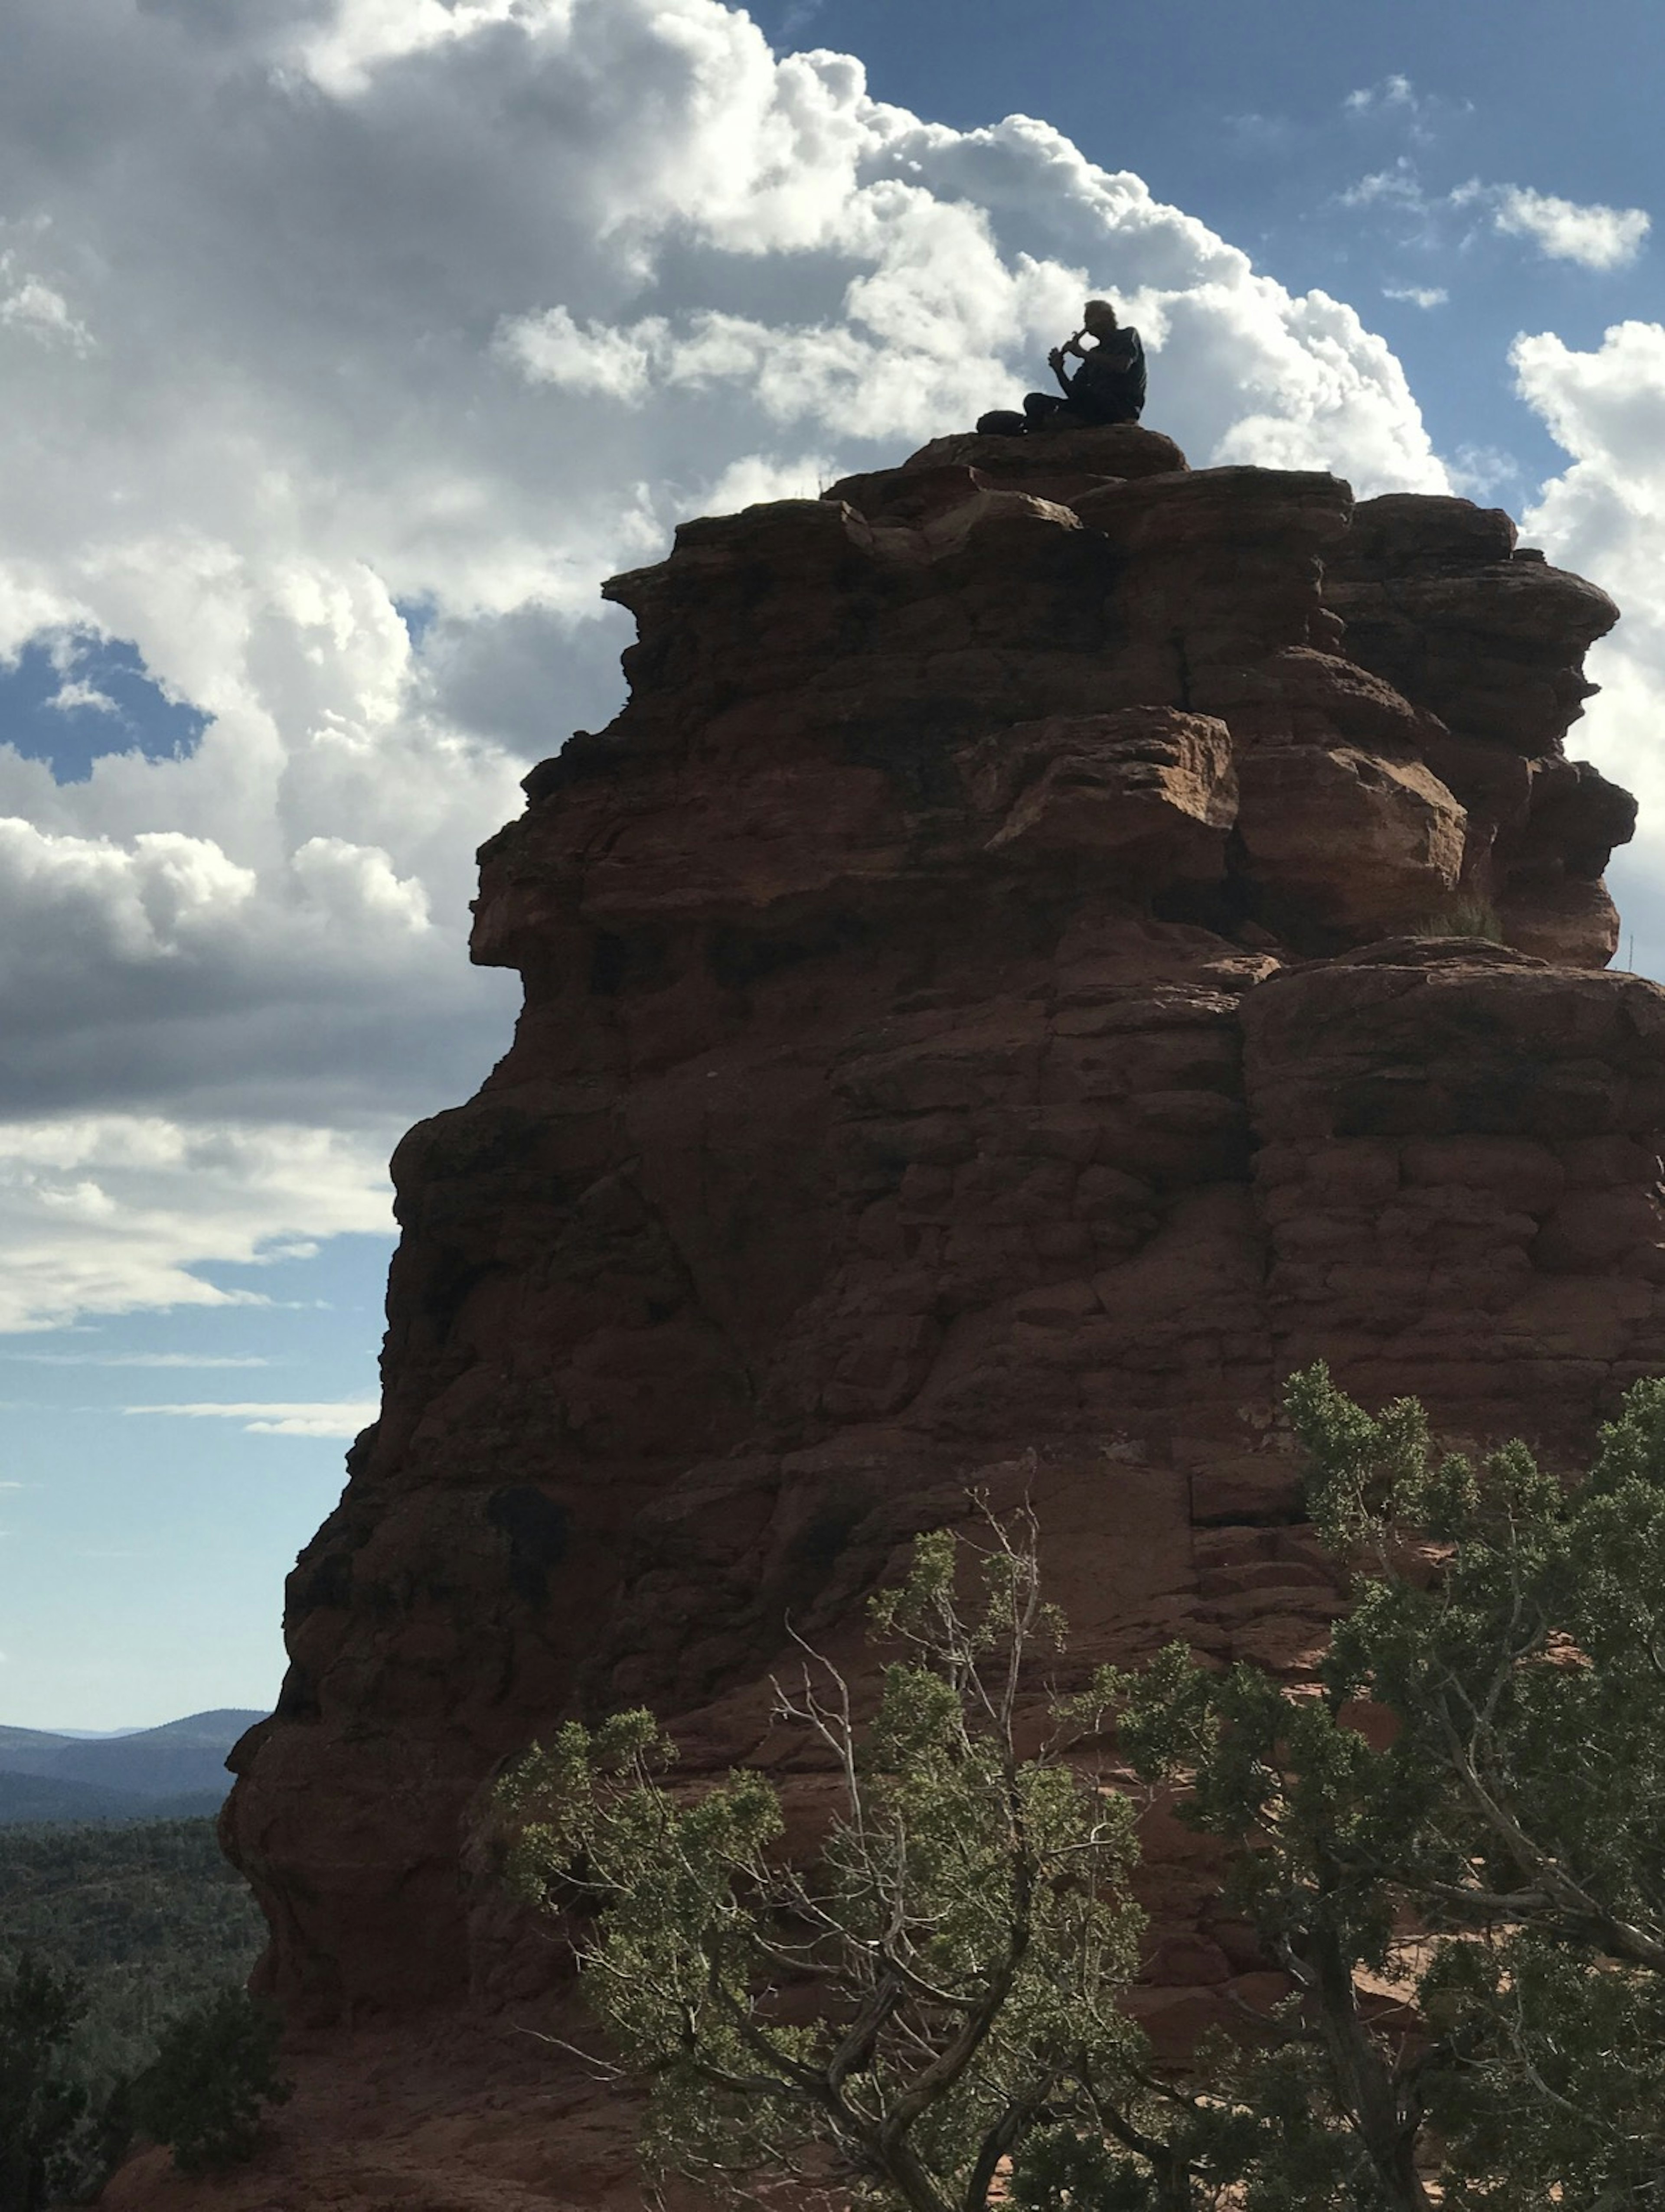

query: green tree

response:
[1119,1364,1665,2209]
[498,1512,1218,2212]
[0,1954,87,2212]
[0,1817,269,2201]
[131,1987,291,2173]
[506,1375,1665,2210]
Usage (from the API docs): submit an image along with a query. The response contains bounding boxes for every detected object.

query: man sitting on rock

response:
[977,298,1147,437]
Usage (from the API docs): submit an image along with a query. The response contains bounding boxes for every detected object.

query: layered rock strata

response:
[225,424,1659,2056]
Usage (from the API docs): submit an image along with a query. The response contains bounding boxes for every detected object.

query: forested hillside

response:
[0,1818,264,2091]
[0,1774,224,1826]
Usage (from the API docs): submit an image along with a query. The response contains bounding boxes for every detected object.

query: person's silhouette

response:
[977,298,1147,437]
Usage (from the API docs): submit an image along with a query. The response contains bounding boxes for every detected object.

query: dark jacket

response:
[1068,327,1146,422]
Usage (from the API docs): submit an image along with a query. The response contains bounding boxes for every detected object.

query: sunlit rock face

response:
[224,425,1658,2059]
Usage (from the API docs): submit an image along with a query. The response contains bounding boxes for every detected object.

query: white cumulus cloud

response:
[494,306,662,402]
[1513,320,1665,966]
[1491,185,1650,270]
[0,0,1462,1329]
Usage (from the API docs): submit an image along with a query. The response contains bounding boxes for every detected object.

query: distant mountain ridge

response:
[0,1708,265,1824]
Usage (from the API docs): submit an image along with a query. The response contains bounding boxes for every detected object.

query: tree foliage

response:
[0,1954,86,2212]
[0,1816,266,2088]
[131,1987,291,2173]
[507,1372,1665,2211]
[498,1512,1208,2212]
[1120,1363,1665,2209]
[0,1818,271,2197]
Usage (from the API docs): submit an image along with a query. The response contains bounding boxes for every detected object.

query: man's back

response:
[1073,327,1146,421]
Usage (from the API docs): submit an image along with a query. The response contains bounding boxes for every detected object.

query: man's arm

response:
[1047,346,1075,397]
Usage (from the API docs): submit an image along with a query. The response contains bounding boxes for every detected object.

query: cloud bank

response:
[1511,320,1665,964]
[0,1117,390,1332]
[5,0,1657,1327]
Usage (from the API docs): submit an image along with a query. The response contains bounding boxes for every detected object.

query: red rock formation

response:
[207,423,1661,2200]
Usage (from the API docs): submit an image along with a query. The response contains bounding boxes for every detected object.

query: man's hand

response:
[1047,347,1064,370]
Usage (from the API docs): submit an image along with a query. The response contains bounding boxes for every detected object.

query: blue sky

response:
[0,1238,388,1728]
[1,0,1662,1727]
[770,0,1662,488]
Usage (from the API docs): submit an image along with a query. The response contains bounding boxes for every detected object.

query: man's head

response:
[1082,298,1119,336]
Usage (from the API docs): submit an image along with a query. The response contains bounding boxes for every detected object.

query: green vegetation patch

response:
[0,1818,272,2202]
[0,1818,265,2087]
[498,1371,1665,2212]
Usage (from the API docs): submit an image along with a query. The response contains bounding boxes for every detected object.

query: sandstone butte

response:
[106,424,1665,2210]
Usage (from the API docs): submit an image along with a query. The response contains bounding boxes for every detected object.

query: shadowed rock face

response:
[225,426,1659,2042]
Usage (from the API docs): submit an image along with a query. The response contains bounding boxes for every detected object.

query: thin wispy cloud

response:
[1446,443,1524,500]
[125,1399,377,1438]
[773,0,827,41]
[46,680,121,718]
[1343,160,1426,210]
[1,1352,275,1368]
[1345,73,1418,115]
[1340,73,1470,143]
[1384,284,1449,309]
[1345,164,1650,272]
[1223,112,1292,151]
